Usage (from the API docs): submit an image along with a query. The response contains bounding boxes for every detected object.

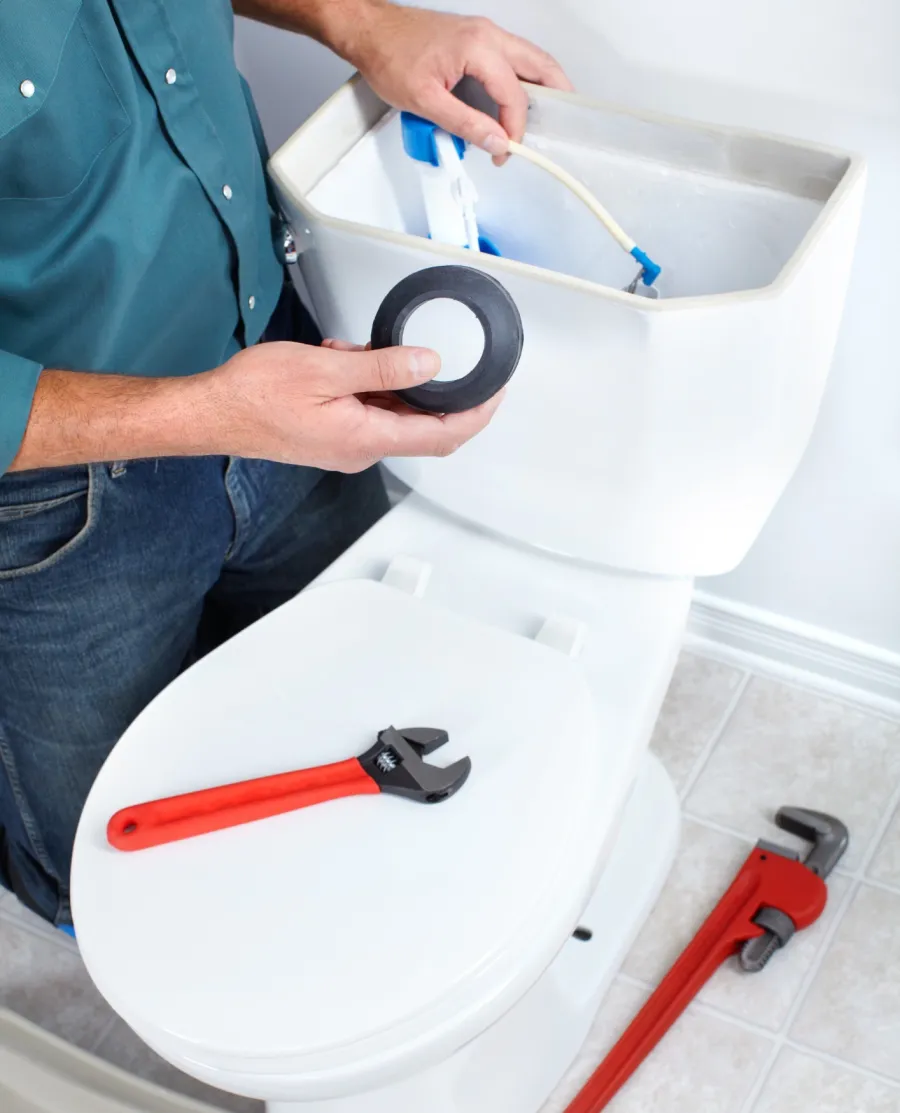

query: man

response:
[0,0,571,930]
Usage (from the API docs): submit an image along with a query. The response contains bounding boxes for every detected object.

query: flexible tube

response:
[505,139,637,254]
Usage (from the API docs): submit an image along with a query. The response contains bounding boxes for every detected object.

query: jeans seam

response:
[0,489,87,522]
[0,463,103,581]
[0,721,59,888]
[223,457,250,563]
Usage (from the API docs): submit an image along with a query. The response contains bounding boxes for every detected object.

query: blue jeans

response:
[0,287,389,927]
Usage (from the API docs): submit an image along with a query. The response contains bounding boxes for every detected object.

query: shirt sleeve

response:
[0,348,43,475]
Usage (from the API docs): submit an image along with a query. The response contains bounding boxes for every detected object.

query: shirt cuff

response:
[0,349,43,474]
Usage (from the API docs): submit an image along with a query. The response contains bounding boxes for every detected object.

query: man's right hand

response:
[205,339,501,472]
[8,340,502,473]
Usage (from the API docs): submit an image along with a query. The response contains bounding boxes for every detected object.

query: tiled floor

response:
[2,651,900,1112]
[546,654,900,1113]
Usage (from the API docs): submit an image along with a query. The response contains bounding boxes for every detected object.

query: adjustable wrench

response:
[566,807,849,1113]
[107,726,471,851]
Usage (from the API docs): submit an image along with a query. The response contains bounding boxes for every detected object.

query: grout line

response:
[782,1040,900,1090]
[677,671,752,803]
[855,775,900,878]
[616,971,780,1042]
[680,813,756,845]
[860,875,900,898]
[88,1013,119,1055]
[685,643,900,725]
[739,1040,783,1113]
[615,970,651,992]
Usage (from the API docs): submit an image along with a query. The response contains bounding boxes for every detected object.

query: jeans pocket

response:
[0,465,99,578]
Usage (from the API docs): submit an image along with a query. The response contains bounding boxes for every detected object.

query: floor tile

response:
[93,1019,264,1113]
[544,977,773,1113]
[868,803,900,889]
[0,915,116,1051]
[753,1048,900,1113]
[650,654,746,794]
[0,893,80,953]
[621,820,850,1031]
[685,678,900,870]
[791,884,900,1080]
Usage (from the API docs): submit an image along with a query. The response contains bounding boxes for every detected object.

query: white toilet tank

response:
[269,79,865,577]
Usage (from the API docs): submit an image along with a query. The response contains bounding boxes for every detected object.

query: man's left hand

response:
[341,4,573,163]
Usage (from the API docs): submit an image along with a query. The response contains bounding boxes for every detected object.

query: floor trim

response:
[686,590,900,718]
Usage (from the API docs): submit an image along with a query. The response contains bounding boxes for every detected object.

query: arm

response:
[8,370,211,472]
[232,0,572,160]
[5,343,501,475]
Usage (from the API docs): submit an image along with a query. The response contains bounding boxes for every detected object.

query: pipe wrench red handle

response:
[565,807,848,1113]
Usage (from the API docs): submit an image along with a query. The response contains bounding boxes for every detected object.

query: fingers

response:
[416,27,572,165]
[321,338,362,352]
[419,82,509,158]
[358,389,505,459]
[321,339,372,353]
[322,344,441,395]
[463,58,528,155]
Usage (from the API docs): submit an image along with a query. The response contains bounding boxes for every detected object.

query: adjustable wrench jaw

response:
[358,726,472,803]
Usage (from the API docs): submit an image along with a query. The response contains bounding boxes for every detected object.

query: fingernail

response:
[408,349,440,380]
[482,134,508,157]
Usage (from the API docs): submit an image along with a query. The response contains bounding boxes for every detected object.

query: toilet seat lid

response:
[73,580,608,1093]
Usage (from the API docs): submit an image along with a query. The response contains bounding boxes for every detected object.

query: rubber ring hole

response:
[400,299,485,382]
[123,823,137,835]
[573,926,593,942]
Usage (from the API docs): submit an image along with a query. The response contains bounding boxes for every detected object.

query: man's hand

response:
[207,339,501,471]
[343,5,573,163]
[10,340,501,471]
[234,1,573,163]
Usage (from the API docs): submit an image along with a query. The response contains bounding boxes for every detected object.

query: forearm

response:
[232,0,388,58]
[8,369,217,472]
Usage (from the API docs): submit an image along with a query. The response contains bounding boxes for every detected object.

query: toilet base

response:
[265,752,679,1113]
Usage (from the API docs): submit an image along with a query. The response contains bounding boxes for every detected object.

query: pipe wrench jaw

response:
[741,809,850,972]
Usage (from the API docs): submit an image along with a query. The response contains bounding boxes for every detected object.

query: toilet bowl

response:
[71,80,864,1113]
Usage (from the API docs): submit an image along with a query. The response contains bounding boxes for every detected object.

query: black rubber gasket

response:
[370,265,524,414]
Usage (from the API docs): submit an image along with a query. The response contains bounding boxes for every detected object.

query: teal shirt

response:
[0,0,286,473]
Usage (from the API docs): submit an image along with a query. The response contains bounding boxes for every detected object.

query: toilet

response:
[71,80,865,1113]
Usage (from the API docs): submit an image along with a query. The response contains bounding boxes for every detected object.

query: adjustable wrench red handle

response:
[107,758,380,851]
[565,847,828,1113]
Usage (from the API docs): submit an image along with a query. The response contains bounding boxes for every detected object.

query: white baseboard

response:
[686,591,900,718]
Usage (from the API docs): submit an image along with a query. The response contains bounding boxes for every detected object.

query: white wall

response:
[235,1,900,659]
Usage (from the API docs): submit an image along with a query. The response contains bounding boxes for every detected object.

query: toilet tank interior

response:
[303,89,852,300]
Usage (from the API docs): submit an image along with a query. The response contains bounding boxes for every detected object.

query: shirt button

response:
[19,79,35,98]
[222,184,233,200]
[248,295,256,310]
[165,68,177,85]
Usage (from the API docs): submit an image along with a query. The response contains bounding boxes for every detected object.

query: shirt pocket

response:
[0,0,130,201]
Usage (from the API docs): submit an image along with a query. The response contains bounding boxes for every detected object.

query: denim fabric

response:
[0,286,389,926]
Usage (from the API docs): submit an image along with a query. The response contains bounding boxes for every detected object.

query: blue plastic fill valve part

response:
[401,111,467,166]
[400,112,501,257]
[630,247,662,287]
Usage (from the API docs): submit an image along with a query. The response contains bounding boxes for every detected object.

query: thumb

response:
[326,344,441,395]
